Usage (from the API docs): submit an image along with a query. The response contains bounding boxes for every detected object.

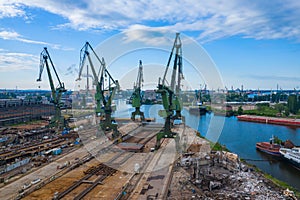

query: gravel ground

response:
[167,151,298,200]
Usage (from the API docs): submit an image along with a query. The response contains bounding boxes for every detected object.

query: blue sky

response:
[0,1,300,91]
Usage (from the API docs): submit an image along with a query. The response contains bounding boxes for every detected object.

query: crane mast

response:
[77,42,120,138]
[155,33,184,149]
[37,47,67,129]
[131,60,145,121]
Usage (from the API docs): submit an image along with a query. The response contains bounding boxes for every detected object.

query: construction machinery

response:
[131,60,145,121]
[155,33,184,149]
[77,42,120,138]
[37,47,67,130]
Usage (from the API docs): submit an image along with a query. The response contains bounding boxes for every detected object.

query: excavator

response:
[77,42,120,139]
[37,47,68,130]
[131,60,145,121]
[155,33,184,149]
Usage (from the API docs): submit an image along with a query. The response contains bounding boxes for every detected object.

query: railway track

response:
[0,138,68,163]
[53,123,161,199]
[54,152,123,199]
[116,138,171,200]
[18,123,168,200]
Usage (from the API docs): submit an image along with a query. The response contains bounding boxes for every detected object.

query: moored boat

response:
[279,147,300,169]
[256,141,281,156]
[256,135,284,156]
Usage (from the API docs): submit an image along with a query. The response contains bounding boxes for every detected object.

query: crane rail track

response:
[54,124,160,200]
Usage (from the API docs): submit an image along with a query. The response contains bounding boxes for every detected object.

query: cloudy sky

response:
[0,0,300,90]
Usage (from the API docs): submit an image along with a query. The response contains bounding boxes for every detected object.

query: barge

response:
[237,115,300,127]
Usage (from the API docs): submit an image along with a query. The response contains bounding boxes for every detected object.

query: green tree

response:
[237,106,243,115]
[288,95,298,114]
[284,107,290,117]
[274,103,285,114]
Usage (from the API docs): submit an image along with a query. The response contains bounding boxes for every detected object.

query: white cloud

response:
[0,30,48,45]
[0,51,39,72]
[122,25,171,46]
[0,30,74,50]
[0,30,20,39]
[0,2,25,19]
[1,1,300,42]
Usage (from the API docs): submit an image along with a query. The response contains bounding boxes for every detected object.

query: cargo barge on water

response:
[237,115,300,127]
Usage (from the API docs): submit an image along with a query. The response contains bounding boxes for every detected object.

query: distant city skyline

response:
[0,1,300,90]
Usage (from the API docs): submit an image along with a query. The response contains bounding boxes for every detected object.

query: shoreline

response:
[243,159,300,198]
[196,131,300,198]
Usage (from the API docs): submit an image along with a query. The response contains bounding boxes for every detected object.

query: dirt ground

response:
[23,159,100,200]
[83,171,132,199]
[12,121,49,130]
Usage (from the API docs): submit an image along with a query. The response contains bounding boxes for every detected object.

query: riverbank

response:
[245,161,300,199]
[194,131,300,198]
[237,115,300,127]
[169,145,299,199]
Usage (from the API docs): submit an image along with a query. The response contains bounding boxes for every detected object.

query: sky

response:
[0,0,300,91]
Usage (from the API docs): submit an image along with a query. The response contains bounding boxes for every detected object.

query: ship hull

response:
[279,148,300,170]
[282,157,300,169]
[256,142,281,156]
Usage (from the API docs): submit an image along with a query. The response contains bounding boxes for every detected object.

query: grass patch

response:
[243,107,278,117]
[211,142,229,151]
[264,174,300,198]
[196,132,229,152]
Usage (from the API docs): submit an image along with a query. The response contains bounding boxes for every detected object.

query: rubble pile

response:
[167,151,298,199]
[211,171,286,199]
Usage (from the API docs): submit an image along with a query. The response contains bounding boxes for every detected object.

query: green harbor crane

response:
[77,42,120,138]
[155,33,184,149]
[131,60,145,121]
[37,47,67,129]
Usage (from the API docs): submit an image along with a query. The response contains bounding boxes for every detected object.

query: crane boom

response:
[37,47,67,129]
[135,60,144,89]
[77,42,103,82]
[76,42,120,138]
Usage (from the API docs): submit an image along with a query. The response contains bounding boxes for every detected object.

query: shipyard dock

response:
[0,120,296,199]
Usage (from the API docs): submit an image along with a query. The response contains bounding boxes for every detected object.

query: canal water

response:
[114,100,300,191]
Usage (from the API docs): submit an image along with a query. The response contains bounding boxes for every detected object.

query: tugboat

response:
[279,147,300,169]
[256,136,283,156]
